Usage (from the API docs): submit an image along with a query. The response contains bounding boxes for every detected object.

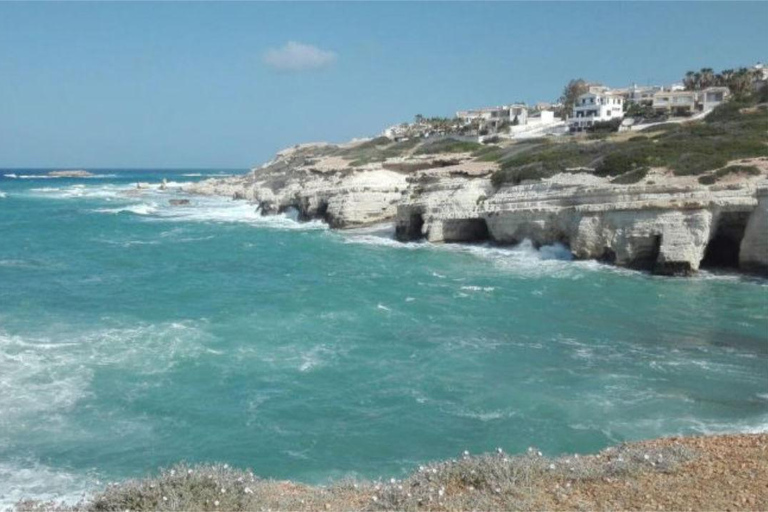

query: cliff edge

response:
[186,99,768,276]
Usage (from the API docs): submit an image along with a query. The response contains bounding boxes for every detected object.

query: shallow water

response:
[1,170,766,505]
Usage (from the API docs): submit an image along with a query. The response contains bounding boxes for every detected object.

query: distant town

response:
[382,62,768,142]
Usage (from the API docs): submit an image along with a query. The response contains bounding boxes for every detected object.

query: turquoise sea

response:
[0,169,766,505]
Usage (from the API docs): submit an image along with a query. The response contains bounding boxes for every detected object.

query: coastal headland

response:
[186,97,768,277]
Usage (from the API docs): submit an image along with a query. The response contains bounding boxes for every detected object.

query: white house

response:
[700,86,730,111]
[508,103,528,125]
[652,90,698,115]
[623,84,661,105]
[569,90,624,131]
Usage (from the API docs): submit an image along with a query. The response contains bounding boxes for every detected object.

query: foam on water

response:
[94,203,159,216]
[0,460,96,509]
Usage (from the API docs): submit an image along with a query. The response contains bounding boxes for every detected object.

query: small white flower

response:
[390,478,396,484]
[162,496,168,502]
[549,463,556,470]
[188,469,193,475]
[221,488,226,494]
[244,487,253,494]
[537,451,543,457]
[223,464,229,469]
[463,450,469,457]
[371,496,378,502]
[496,447,503,454]
[214,500,220,506]
[170,470,175,476]
[438,489,444,497]
[643,454,650,460]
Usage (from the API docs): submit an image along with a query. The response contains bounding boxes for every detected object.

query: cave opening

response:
[395,212,425,241]
[442,218,490,243]
[701,212,750,270]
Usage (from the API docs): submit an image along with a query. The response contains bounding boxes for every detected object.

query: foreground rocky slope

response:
[187,101,768,276]
[18,434,768,511]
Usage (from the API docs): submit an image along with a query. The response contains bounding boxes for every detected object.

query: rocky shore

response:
[18,434,767,511]
[186,112,768,276]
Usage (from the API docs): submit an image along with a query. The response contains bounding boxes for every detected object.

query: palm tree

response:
[717,69,734,87]
[683,71,696,91]
[700,68,715,89]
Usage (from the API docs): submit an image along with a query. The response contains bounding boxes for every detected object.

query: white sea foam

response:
[94,202,158,216]
[0,460,96,509]
[0,190,6,198]
[147,197,328,230]
[3,173,18,178]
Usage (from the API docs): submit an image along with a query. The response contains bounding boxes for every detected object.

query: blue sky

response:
[1,2,766,169]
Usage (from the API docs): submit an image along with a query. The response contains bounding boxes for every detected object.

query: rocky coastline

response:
[185,133,768,277]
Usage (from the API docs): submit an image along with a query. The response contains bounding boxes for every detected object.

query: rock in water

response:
[169,199,191,206]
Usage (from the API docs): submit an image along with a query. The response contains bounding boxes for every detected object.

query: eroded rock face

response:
[740,189,768,275]
[396,173,766,276]
[185,144,408,228]
[186,140,768,276]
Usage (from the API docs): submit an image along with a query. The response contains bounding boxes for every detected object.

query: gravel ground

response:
[15,434,768,511]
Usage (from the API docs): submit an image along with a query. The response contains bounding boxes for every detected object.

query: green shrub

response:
[415,138,483,155]
[595,151,650,177]
[698,174,717,185]
[491,162,557,187]
[611,167,649,184]
[672,152,729,175]
[588,118,623,133]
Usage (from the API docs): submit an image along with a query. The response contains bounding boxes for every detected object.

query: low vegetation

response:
[338,138,422,167]
[697,164,761,185]
[15,442,698,512]
[491,91,768,187]
[414,138,484,155]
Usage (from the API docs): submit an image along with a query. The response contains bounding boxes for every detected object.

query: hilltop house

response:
[509,104,528,125]
[652,90,698,116]
[569,90,624,132]
[621,84,661,106]
[700,86,730,111]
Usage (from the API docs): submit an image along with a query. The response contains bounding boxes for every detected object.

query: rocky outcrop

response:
[186,144,408,228]
[186,139,768,276]
[739,188,768,274]
[396,171,767,275]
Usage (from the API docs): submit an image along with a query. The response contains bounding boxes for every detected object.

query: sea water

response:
[0,169,766,505]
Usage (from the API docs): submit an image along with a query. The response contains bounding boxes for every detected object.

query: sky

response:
[0,2,766,169]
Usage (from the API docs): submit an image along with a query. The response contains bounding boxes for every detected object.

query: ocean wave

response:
[0,460,96,509]
[3,173,18,178]
[27,183,132,200]
[0,190,6,198]
[94,202,158,216]
[148,198,328,230]
[0,321,211,426]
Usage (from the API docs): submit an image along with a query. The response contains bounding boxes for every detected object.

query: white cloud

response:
[263,41,337,72]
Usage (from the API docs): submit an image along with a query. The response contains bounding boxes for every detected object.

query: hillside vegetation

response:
[491,91,768,187]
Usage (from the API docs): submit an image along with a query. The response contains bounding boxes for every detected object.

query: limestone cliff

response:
[186,138,768,276]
